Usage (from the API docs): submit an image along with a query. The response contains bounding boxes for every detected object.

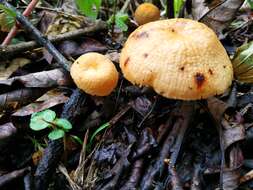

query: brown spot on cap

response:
[143,53,149,58]
[223,65,226,68]
[208,69,213,75]
[180,66,184,71]
[124,57,130,67]
[135,31,149,39]
[195,73,205,89]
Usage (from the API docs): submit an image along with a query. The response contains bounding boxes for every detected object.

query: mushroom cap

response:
[71,52,118,96]
[134,3,160,25]
[120,19,233,100]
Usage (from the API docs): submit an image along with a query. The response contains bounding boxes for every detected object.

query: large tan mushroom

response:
[120,18,233,100]
[71,52,119,96]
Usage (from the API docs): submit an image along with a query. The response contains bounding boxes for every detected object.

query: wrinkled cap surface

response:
[120,19,233,100]
[71,52,118,96]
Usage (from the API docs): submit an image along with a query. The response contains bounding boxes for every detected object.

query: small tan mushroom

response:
[134,3,160,25]
[120,19,233,100]
[71,52,119,96]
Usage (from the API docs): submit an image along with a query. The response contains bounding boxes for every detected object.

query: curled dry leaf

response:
[207,97,228,122]
[222,167,240,190]
[12,93,69,117]
[58,38,107,57]
[0,88,46,113]
[222,119,245,149]
[199,0,244,37]
[0,122,17,148]
[44,38,107,64]
[0,69,71,88]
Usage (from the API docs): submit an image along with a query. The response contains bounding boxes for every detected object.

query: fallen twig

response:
[0,0,70,70]
[0,20,107,59]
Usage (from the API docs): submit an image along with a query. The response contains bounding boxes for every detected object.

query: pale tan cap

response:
[120,19,233,100]
[71,52,118,96]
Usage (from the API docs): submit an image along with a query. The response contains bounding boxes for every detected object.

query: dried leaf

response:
[240,170,253,184]
[0,58,31,81]
[0,88,46,113]
[106,51,120,63]
[0,69,71,87]
[200,0,244,37]
[45,14,86,36]
[222,119,245,149]
[58,38,107,57]
[191,0,210,20]
[12,93,69,116]
[132,97,152,116]
[207,97,228,122]
[222,167,240,189]
[0,122,17,148]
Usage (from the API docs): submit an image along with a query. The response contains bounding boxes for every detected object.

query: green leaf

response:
[30,110,56,131]
[54,118,72,130]
[247,0,253,9]
[0,13,15,32]
[115,12,128,31]
[174,0,184,17]
[75,0,101,20]
[70,135,83,145]
[0,4,17,17]
[232,41,253,83]
[48,129,65,140]
[89,122,110,145]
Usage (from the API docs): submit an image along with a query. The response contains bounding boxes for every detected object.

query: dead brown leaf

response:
[0,88,46,113]
[207,97,228,122]
[222,119,245,149]
[222,167,240,189]
[0,122,17,148]
[58,38,107,57]
[12,92,69,116]
[0,69,71,88]
[199,0,245,37]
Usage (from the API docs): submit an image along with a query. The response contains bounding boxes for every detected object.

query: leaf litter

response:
[0,0,253,190]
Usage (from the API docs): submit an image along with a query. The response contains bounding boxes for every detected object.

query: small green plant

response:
[30,109,72,140]
[173,0,184,17]
[247,0,253,9]
[89,122,111,145]
[75,0,102,20]
[0,4,17,17]
[108,12,129,32]
[0,4,16,32]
